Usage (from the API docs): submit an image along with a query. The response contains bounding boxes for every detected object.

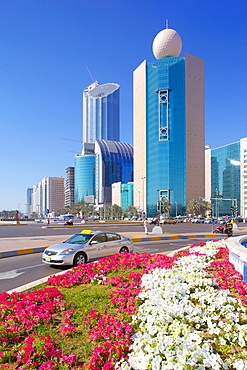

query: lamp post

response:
[175,201,177,217]
[141,176,146,218]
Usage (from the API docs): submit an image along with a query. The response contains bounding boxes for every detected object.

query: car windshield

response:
[65,234,93,244]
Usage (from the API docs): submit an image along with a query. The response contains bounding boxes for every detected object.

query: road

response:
[0,237,210,293]
[1,220,246,293]
[0,220,221,238]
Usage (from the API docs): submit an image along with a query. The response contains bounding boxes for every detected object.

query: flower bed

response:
[0,240,247,369]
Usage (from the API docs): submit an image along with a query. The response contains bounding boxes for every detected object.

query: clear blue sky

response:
[0,0,246,212]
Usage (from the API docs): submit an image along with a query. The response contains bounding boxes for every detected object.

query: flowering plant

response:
[116,240,247,370]
[0,240,247,369]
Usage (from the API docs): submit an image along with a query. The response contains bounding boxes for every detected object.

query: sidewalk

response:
[0,230,223,259]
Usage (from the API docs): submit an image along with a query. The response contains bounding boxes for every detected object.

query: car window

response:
[106,233,121,241]
[91,233,106,243]
[65,234,92,244]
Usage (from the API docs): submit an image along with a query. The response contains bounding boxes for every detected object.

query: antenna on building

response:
[85,65,96,82]
[166,19,169,29]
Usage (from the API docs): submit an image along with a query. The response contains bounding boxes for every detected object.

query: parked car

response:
[204,218,212,224]
[192,217,204,223]
[161,217,177,224]
[176,216,185,223]
[42,230,134,266]
[183,218,191,222]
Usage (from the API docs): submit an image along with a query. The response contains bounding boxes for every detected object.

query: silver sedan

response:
[42,230,134,266]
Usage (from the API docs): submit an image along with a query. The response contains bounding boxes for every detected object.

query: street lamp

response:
[175,201,177,217]
[141,177,146,217]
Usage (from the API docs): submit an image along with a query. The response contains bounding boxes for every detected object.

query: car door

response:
[88,233,107,259]
[103,233,122,257]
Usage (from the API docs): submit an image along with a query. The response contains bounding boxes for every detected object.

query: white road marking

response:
[0,270,25,280]
[0,264,44,280]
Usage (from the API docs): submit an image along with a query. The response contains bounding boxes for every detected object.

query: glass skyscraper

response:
[211,142,241,217]
[74,154,95,203]
[95,140,133,205]
[82,81,120,144]
[133,26,205,217]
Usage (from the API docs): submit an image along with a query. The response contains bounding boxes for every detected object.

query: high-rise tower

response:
[82,81,120,144]
[133,26,205,217]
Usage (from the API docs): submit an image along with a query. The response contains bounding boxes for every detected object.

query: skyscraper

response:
[205,137,247,218]
[32,177,64,216]
[65,167,75,207]
[133,26,205,217]
[74,143,95,203]
[95,140,133,206]
[82,81,120,144]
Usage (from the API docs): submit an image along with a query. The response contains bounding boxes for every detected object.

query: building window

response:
[158,89,169,141]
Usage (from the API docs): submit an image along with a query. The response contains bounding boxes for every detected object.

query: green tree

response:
[111,204,123,219]
[126,205,138,218]
[198,200,212,217]
[186,199,201,216]
[159,198,171,216]
[30,212,38,219]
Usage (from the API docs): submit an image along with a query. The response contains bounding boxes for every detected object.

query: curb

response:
[131,233,217,242]
[0,234,221,260]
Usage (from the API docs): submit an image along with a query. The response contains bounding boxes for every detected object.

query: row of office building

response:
[27,25,247,218]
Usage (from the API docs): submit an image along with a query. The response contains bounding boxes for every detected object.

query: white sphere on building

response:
[152,28,182,59]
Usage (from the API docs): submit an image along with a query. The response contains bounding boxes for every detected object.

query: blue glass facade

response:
[211,142,240,217]
[146,57,186,217]
[83,83,120,143]
[121,183,134,211]
[74,155,95,202]
[95,140,133,204]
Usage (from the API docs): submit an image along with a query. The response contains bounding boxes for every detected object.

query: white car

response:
[42,230,134,266]
[176,217,184,223]
[192,217,205,223]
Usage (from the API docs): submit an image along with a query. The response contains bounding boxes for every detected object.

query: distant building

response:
[31,177,64,216]
[65,167,75,207]
[95,140,133,206]
[26,188,33,216]
[74,144,95,203]
[206,137,247,218]
[240,138,247,218]
[112,182,134,211]
[45,177,65,213]
[133,26,205,217]
[82,81,120,144]
[32,182,42,216]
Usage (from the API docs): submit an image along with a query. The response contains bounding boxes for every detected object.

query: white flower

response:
[117,240,247,369]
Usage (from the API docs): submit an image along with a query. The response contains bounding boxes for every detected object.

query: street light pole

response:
[141,176,146,217]
[175,201,177,217]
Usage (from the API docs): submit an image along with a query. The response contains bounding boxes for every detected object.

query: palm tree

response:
[159,198,171,216]
[199,200,212,217]
[186,199,201,216]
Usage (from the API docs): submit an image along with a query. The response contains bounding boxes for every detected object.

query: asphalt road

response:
[1,220,246,293]
[0,221,220,238]
[0,238,210,293]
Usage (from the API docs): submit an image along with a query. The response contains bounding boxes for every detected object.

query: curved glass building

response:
[95,140,133,205]
[82,81,120,144]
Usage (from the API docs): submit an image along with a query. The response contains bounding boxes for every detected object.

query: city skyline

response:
[0,0,246,211]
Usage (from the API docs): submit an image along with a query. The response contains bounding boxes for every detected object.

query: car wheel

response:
[73,252,87,266]
[120,246,129,253]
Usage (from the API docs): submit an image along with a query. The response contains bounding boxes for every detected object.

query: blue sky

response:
[0,0,246,212]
